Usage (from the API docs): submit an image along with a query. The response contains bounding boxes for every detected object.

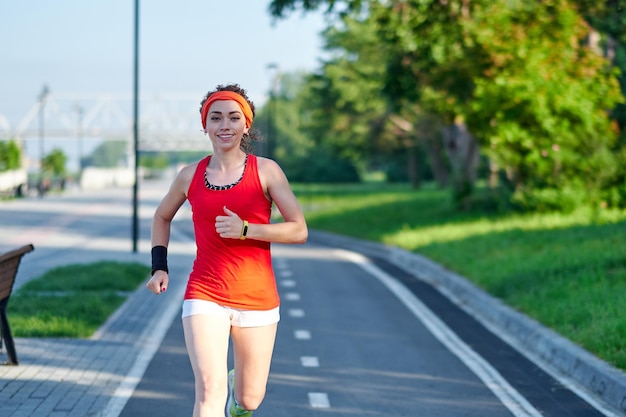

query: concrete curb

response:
[309,230,626,416]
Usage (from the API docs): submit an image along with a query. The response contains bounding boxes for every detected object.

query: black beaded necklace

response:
[204,154,248,191]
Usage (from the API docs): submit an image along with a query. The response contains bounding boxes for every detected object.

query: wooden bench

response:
[0,244,34,365]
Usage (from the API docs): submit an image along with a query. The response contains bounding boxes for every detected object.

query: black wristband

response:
[151,245,168,276]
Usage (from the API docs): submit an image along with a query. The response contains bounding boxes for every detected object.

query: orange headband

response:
[201,91,253,129]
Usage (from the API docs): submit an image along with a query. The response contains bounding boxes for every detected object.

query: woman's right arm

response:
[151,164,194,247]
[146,164,194,295]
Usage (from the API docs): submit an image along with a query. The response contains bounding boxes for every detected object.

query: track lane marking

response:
[336,249,543,417]
[308,392,330,408]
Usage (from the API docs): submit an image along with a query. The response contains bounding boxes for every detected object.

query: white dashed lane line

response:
[279,263,331,410]
[300,356,320,367]
[294,330,311,340]
[308,392,331,408]
[284,292,300,301]
[288,308,305,318]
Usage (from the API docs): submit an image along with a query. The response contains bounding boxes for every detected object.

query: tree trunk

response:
[488,158,499,189]
[442,120,480,208]
[425,133,449,188]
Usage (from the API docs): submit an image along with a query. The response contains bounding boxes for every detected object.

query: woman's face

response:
[204,100,249,150]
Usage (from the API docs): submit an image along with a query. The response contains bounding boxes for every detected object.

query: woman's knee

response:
[196,375,227,404]
[237,388,266,411]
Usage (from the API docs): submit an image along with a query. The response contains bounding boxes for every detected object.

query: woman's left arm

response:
[251,158,308,244]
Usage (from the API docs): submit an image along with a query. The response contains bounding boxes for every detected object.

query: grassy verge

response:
[294,182,626,371]
[8,261,150,338]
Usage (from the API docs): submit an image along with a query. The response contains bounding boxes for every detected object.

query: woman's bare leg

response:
[183,314,231,417]
[230,323,278,411]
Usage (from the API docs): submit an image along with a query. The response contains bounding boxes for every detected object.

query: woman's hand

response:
[146,270,168,294]
[215,206,245,239]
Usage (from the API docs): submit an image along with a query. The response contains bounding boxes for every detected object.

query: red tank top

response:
[184,154,279,310]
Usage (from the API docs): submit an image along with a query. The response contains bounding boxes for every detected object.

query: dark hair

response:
[199,83,262,153]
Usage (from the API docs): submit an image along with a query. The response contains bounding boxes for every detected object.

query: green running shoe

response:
[227,369,253,417]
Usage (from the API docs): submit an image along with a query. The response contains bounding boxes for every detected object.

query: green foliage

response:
[283,147,360,182]
[268,0,626,211]
[575,0,626,139]
[382,157,410,182]
[269,0,365,18]
[83,140,128,167]
[467,1,623,198]
[139,153,169,169]
[42,148,67,176]
[0,140,22,171]
[255,72,318,165]
[299,16,390,166]
[511,186,589,214]
[291,12,449,185]
[380,145,434,183]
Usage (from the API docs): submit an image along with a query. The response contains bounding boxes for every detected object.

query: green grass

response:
[8,261,150,338]
[294,182,626,371]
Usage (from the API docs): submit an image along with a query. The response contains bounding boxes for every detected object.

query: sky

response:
[0,0,329,170]
[0,0,328,124]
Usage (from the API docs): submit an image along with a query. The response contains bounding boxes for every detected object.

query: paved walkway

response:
[0,180,196,417]
[0,230,194,417]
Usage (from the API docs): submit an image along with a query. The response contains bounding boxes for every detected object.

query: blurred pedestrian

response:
[146,83,308,417]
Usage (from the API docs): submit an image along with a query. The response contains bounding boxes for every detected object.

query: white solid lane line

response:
[336,249,544,417]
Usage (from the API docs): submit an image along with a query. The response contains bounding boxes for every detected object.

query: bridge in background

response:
[0,92,212,152]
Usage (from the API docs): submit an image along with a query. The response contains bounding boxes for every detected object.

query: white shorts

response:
[181,299,280,327]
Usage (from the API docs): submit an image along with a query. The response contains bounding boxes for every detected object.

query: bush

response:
[511,187,588,213]
[0,140,22,171]
[282,148,360,183]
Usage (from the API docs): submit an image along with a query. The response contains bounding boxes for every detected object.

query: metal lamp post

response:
[131,0,140,253]
[37,85,50,196]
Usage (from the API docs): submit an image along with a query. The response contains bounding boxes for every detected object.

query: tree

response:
[267,71,362,183]
[139,153,169,170]
[269,0,625,209]
[255,71,317,164]
[465,0,623,209]
[268,0,364,17]
[0,140,22,171]
[295,13,446,186]
[42,148,67,176]
[302,16,388,161]
[574,0,626,206]
[83,140,128,168]
[272,0,485,195]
